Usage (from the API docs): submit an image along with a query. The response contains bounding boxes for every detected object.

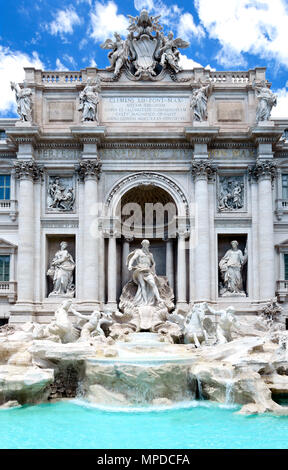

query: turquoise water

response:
[0,400,288,449]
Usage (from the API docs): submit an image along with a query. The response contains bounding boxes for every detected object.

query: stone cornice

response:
[248,160,277,181]
[185,127,219,145]
[249,126,283,144]
[76,159,102,180]
[14,160,43,181]
[100,143,191,149]
[70,126,106,143]
[6,126,41,147]
[191,159,217,180]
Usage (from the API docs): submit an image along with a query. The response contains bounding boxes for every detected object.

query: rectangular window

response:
[284,254,288,280]
[0,255,10,282]
[0,175,10,200]
[282,174,288,199]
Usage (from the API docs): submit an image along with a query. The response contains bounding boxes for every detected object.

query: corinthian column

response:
[177,229,189,306]
[249,160,276,300]
[14,160,43,303]
[192,160,216,301]
[77,159,102,304]
[107,230,118,310]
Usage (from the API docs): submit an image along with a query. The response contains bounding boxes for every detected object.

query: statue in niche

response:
[252,80,277,122]
[101,33,129,77]
[47,241,75,297]
[158,31,189,74]
[219,240,247,297]
[10,81,33,122]
[218,177,244,212]
[47,177,75,212]
[190,83,212,121]
[79,77,100,122]
[127,239,164,307]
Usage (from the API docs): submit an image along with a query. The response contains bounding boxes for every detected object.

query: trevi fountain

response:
[1,9,288,449]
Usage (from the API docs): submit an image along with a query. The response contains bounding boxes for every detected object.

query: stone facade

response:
[0,13,288,324]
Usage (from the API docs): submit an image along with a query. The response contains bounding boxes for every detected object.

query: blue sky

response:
[0,0,288,117]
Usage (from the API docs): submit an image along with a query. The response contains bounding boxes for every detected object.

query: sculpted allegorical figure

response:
[79,77,100,122]
[33,299,78,343]
[191,83,212,121]
[127,239,164,307]
[159,31,189,73]
[47,241,75,297]
[101,33,129,77]
[206,304,240,344]
[219,240,248,297]
[48,177,75,212]
[11,81,33,122]
[253,81,277,122]
[70,306,113,342]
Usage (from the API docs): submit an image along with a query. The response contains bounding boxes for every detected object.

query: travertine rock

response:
[83,361,194,405]
[0,365,54,405]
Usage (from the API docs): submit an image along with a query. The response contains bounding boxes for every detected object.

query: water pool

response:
[0,400,288,449]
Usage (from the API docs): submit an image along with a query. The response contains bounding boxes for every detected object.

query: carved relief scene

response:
[47,176,75,212]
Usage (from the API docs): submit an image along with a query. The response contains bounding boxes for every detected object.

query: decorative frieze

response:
[248,160,277,181]
[47,176,75,212]
[218,175,245,212]
[191,160,217,180]
[14,160,43,181]
[76,159,102,180]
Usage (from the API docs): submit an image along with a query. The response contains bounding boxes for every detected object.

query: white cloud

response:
[178,53,216,71]
[90,1,129,41]
[216,46,247,68]
[55,58,66,71]
[134,0,154,10]
[271,86,288,119]
[0,46,44,116]
[49,7,81,36]
[177,12,205,41]
[178,54,203,69]
[195,0,288,68]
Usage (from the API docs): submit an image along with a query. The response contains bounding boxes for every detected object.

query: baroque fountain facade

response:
[0,10,288,414]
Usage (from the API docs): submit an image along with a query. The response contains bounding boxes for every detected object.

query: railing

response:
[42,72,82,84]
[275,199,288,220]
[208,71,249,83]
[0,281,17,303]
[0,200,17,221]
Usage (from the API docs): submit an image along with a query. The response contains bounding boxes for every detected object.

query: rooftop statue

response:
[191,82,212,121]
[11,81,33,122]
[253,80,277,122]
[78,77,101,122]
[101,9,189,80]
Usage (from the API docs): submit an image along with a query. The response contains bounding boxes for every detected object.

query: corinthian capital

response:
[249,160,277,181]
[191,159,217,180]
[14,160,43,181]
[76,159,102,180]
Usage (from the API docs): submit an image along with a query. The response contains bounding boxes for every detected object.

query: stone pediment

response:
[0,238,17,253]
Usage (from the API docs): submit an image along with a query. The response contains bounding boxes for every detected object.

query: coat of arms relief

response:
[101,9,190,80]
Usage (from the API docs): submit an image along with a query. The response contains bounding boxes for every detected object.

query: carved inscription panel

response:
[101,96,191,122]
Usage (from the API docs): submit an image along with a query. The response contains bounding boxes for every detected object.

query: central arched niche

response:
[115,184,178,296]
[118,184,177,239]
